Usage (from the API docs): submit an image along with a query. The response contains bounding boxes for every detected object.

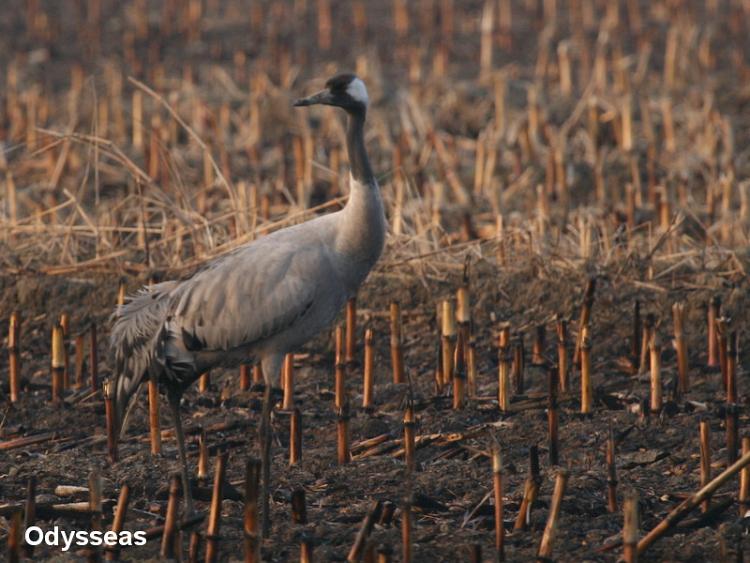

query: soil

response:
[3,259,750,562]
[2,0,750,562]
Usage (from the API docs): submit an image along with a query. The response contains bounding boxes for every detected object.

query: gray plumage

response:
[111,178,384,409]
[109,73,384,518]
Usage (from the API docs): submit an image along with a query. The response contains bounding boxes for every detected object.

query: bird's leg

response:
[168,391,194,517]
[260,380,272,537]
[259,354,282,539]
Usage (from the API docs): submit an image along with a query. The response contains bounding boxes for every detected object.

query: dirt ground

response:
[3,258,750,562]
[2,0,750,562]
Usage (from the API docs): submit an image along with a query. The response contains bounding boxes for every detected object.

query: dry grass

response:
[3,0,750,560]
[1,0,748,287]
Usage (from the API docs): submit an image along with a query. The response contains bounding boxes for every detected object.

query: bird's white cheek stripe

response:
[347,78,369,105]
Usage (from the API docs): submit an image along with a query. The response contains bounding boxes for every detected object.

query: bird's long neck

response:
[346,110,375,185]
[336,109,385,281]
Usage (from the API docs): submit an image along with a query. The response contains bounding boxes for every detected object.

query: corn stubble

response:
[2,1,750,561]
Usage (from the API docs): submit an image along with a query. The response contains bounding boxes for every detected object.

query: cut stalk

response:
[105,484,130,561]
[716,317,728,389]
[548,367,559,465]
[88,471,103,562]
[89,323,98,392]
[404,406,415,473]
[103,380,117,463]
[290,407,302,466]
[441,299,456,388]
[699,419,711,513]
[75,333,85,389]
[467,339,477,398]
[537,470,569,560]
[639,314,654,374]
[492,448,505,560]
[401,499,412,563]
[345,297,357,365]
[8,510,21,563]
[148,370,162,456]
[335,325,345,410]
[707,297,720,367]
[283,353,294,410]
[300,538,314,563]
[740,437,750,517]
[726,404,738,465]
[558,41,572,95]
[498,324,511,411]
[59,313,70,388]
[574,278,596,366]
[649,334,662,414]
[363,328,374,408]
[726,331,737,404]
[8,312,20,402]
[637,449,750,554]
[160,475,180,559]
[51,324,65,404]
[556,316,568,393]
[347,501,382,563]
[470,544,482,563]
[291,489,307,524]
[672,303,688,394]
[244,458,261,563]
[532,324,546,365]
[580,327,593,414]
[337,401,350,465]
[23,476,36,558]
[239,365,250,391]
[116,281,126,307]
[453,329,466,410]
[631,301,641,364]
[205,453,227,563]
[132,90,143,149]
[511,333,525,395]
[607,430,618,512]
[199,372,210,393]
[390,302,405,384]
[622,492,639,563]
[198,429,209,484]
[514,446,540,531]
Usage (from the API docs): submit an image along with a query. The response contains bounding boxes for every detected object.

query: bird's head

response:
[293,73,369,115]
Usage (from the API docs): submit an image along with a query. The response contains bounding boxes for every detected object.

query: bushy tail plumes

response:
[109,281,177,436]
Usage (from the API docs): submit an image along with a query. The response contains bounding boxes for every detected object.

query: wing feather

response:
[109,280,178,430]
[172,234,329,355]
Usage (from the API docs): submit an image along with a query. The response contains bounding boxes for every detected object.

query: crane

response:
[109,73,385,528]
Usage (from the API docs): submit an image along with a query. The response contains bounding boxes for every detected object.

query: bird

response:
[109,73,385,524]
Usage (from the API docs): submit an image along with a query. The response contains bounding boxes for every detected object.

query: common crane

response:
[109,73,385,523]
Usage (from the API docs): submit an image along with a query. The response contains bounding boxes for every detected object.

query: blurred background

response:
[3,3,750,560]
[1,0,748,274]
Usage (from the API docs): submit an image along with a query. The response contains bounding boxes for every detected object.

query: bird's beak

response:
[293,89,333,107]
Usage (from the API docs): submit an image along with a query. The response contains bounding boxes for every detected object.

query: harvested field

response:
[2,0,750,561]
